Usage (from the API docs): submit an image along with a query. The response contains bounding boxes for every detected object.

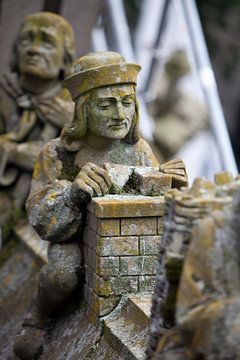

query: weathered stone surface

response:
[104,296,152,360]
[139,173,172,196]
[120,256,157,276]
[121,217,157,236]
[96,255,120,277]
[139,235,161,255]
[138,276,156,292]
[98,236,139,256]
[88,195,165,218]
[84,226,98,250]
[157,217,164,235]
[147,176,240,360]
[86,215,120,236]
[0,241,42,359]
[214,171,234,185]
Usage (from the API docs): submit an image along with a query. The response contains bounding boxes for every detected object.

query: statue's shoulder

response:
[133,137,155,156]
[40,138,64,160]
[134,137,152,150]
[133,138,160,167]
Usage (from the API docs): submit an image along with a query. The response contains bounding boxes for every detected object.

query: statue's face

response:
[87,84,136,140]
[17,20,65,80]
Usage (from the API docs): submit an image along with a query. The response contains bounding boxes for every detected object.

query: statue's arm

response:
[26,141,86,242]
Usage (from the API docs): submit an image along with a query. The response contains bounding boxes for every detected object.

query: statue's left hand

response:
[34,97,74,127]
[160,158,188,188]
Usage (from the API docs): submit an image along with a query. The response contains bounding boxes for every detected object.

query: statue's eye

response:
[41,33,56,49]
[19,35,31,46]
[122,97,134,106]
[98,101,111,109]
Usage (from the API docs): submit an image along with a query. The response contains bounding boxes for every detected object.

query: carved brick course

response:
[83,194,165,322]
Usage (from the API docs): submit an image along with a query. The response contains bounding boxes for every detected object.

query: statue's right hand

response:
[73,162,112,197]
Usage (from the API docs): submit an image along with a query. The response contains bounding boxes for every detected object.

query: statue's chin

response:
[20,66,58,80]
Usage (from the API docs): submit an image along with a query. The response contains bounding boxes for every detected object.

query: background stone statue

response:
[0,12,75,238]
[148,49,209,161]
[14,51,187,359]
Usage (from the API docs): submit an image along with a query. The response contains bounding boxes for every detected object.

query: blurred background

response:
[0,0,239,184]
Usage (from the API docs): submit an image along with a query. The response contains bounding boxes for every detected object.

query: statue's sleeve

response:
[26,140,85,242]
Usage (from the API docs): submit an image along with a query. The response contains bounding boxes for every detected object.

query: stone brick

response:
[86,214,120,236]
[91,274,139,296]
[96,255,120,276]
[85,285,120,321]
[83,226,99,250]
[91,272,112,297]
[84,246,96,271]
[139,172,172,196]
[98,295,120,316]
[138,275,156,292]
[157,217,164,235]
[120,255,157,276]
[88,195,165,218]
[214,171,234,185]
[97,236,139,256]
[121,217,157,236]
[111,276,138,295]
[139,235,161,255]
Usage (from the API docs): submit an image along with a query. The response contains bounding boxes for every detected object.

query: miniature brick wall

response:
[83,195,165,323]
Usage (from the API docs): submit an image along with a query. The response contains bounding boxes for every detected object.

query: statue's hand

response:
[160,158,188,188]
[35,97,74,127]
[73,162,113,198]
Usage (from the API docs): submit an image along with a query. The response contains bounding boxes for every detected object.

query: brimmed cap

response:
[64,51,141,100]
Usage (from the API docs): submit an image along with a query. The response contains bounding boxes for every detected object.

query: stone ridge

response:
[87,195,165,218]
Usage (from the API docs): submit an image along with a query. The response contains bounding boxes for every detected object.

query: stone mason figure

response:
[0,12,75,229]
[14,51,187,359]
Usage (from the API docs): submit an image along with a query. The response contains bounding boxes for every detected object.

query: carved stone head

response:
[61,51,141,150]
[11,12,75,80]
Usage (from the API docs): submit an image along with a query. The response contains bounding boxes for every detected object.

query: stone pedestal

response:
[83,195,165,323]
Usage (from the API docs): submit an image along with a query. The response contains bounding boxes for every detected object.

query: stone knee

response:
[38,242,82,314]
[38,264,79,314]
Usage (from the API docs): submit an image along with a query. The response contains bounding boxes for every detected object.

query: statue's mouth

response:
[24,55,45,65]
[109,121,127,129]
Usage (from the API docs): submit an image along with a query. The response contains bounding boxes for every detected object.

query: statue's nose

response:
[113,102,125,120]
[27,38,42,54]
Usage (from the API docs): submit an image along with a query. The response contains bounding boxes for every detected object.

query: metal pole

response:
[106,0,135,62]
[182,0,237,175]
[105,0,155,140]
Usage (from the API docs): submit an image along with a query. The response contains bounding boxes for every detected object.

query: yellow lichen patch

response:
[33,161,41,178]
[48,217,57,229]
[47,192,59,202]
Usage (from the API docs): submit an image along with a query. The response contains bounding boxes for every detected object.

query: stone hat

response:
[64,51,141,100]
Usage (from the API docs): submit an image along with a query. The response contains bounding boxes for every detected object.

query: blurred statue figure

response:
[0,12,75,237]
[149,49,209,161]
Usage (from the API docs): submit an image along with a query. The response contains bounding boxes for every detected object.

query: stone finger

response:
[85,177,102,197]
[86,169,108,194]
[75,178,94,197]
[89,164,112,188]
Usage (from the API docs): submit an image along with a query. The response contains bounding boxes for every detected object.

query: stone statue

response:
[148,49,209,161]
[14,51,187,359]
[0,12,75,237]
[148,174,240,359]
